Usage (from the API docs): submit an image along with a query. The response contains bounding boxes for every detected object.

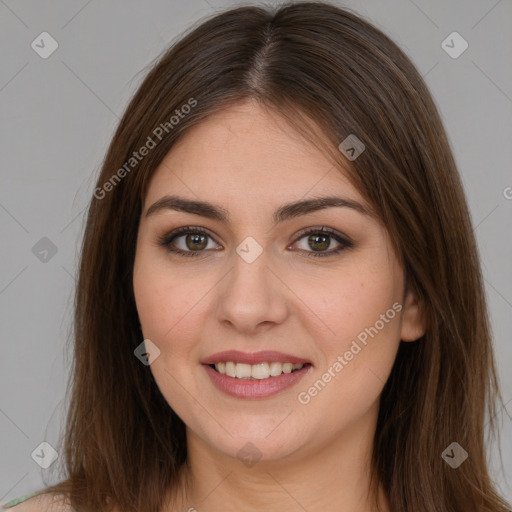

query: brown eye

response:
[157,226,221,257]
[292,227,353,258]
[307,233,331,252]
[185,233,208,251]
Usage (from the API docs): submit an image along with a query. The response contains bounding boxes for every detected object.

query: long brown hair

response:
[38,2,510,511]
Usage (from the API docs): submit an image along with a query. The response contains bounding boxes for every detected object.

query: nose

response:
[215,247,289,334]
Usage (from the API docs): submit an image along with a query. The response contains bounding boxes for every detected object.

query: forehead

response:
[144,100,362,208]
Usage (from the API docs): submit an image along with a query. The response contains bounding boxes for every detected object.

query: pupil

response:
[187,233,207,250]
[309,234,329,251]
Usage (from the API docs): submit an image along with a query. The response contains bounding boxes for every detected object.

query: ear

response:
[400,288,426,342]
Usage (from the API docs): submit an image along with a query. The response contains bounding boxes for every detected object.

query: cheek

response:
[132,251,208,423]
[292,260,403,415]
[134,271,193,354]
[294,262,402,354]
[133,245,218,366]
[133,243,174,342]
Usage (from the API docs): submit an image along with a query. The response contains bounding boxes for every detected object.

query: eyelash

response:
[157,225,353,259]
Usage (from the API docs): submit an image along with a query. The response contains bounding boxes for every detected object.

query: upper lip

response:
[201,350,312,366]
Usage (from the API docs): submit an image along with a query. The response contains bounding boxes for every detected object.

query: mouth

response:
[201,350,313,398]
[207,361,312,380]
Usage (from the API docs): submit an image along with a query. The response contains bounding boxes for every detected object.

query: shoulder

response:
[1,492,72,512]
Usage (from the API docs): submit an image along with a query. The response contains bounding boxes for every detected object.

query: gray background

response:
[1,0,511,504]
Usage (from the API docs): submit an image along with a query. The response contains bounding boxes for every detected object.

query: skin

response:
[132,99,425,512]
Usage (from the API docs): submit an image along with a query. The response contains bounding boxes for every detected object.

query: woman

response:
[4,2,510,511]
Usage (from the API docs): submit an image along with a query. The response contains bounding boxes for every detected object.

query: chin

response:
[188,414,314,464]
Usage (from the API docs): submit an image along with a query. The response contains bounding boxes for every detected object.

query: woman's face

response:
[133,99,424,463]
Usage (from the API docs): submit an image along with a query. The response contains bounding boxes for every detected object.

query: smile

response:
[210,361,306,380]
[201,350,313,398]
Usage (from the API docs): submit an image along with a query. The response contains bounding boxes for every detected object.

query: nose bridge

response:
[232,243,269,290]
[216,239,288,331]
[228,242,273,302]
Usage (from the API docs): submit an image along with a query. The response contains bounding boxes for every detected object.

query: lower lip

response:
[203,364,312,399]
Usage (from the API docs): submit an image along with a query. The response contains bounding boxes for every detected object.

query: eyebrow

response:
[145,194,373,223]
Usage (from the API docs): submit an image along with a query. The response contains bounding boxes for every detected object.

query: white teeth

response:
[252,363,270,380]
[282,362,293,374]
[213,361,305,379]
[225,361,236,377]
[235,363,252,379]
[269,362,282,376]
